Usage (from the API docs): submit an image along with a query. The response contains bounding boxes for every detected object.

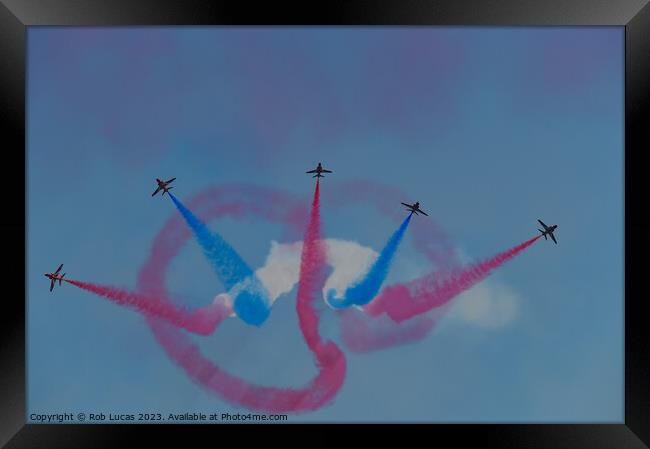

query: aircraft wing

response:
[306,169,317,173]
[322,169,332,173]
[152,186,161,196]
[165,177,176,184]
[50,279,55,292]
[55,263,63,275]
[418,209,429,216]
[537,219,548,229]
[550,232,557,244]
[401,202,413,208]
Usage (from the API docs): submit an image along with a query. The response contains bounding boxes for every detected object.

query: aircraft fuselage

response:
[156,179,171,191]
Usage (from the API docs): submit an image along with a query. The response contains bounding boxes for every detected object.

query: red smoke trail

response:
[295,179,346,370]
[338,308,440,353]
[137,182,345,413]
[64,279,230,336]
[364,235,541,323]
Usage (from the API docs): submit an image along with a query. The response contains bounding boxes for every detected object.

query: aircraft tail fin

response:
[59,273,65,285]
[538,229,547,239]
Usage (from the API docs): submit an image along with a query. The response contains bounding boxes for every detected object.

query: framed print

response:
[1,0,649,447]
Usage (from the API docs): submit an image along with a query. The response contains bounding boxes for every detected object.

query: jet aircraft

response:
[402,201,428,217]
[152,177,176,197]
[44,264,66,292]
[537,219,558,244]
[306,163,333,178]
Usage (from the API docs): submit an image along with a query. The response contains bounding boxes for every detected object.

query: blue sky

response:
[27,27,623,422]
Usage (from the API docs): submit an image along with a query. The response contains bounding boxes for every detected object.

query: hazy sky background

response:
[27,27,623,422]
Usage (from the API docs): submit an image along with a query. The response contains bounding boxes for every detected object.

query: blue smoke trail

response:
[168,193,270,326]
[327,214,413,309]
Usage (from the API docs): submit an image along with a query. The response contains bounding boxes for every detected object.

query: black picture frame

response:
[2,0,648,447]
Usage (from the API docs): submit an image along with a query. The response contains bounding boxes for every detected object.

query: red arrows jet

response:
[306,162,333,178]
[152,177,176,197]
[44,264,66,292]
[537,219,558,244]
[401,201,429,217]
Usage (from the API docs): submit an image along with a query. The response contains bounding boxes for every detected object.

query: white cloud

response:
[212,239,376,315]
[446,280,520,328]
[320,239,378,299]
[213,240,520,329]
[256,240,303,303]
[441,248,520,329]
